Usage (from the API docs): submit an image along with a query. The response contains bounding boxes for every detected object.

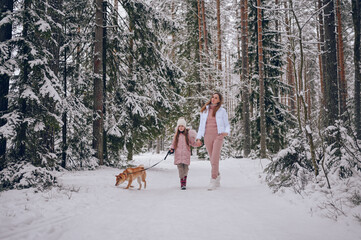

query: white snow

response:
[0,152,360,240]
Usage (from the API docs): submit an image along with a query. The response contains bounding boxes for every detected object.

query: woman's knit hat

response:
[176,117,187,128]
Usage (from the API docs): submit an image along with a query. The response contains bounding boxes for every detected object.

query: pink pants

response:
[204,132,224,179]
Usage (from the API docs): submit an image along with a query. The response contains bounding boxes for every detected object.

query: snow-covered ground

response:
[0,152,360,240]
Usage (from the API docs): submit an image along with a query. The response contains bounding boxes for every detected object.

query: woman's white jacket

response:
[196,105,230,139]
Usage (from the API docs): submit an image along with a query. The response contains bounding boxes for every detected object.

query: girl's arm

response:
[170,134,176,151]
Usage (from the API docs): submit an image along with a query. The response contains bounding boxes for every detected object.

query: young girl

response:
[170,117,199,190]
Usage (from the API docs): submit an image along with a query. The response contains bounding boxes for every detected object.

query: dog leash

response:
[143,150,171,171]
[123,151,172,175]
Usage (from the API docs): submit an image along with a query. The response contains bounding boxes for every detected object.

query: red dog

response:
[115,165,147,190]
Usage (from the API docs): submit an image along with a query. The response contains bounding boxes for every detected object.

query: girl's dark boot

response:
[180,176,187,190]
[181,176,187,190]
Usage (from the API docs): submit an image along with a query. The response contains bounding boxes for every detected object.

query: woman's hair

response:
[174,127,189,149]
[200,92,223,117]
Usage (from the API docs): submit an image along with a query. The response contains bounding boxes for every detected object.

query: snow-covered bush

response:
[322,121,361,180]
[0,162,57,191]
[265,130,315,193]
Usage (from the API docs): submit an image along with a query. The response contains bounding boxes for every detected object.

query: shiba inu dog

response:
[115,165,147,190]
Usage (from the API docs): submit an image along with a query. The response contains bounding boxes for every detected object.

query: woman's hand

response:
[196,139,202,147]
[222,133,228,137]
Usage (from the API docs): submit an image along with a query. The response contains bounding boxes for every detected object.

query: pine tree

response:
[246,0,290,154]
[7,0,63,167]
[103,0,183,162]
[352,0,361,139]
[0,0,13,170]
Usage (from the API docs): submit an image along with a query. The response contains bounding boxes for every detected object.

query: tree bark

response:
[216,0,222,71]
[257,0,266,158]
[291,1,319,176]
[336,0,347,116]
[0,0,13,170]
[171,1,176,60]
[201,0,208,53]
[323,0,339,126]
[284,2,296,115]
[62,24,67,168]
[93,0,104,164]
[103,0,108,162]
[241,0,250,157]
[316,0,325,110]
[197,0,203,62]
[352,0,361,139]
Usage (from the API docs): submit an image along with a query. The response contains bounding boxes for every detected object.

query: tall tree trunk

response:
[0,0,13,170]
[62,23,67,168]
[171,1,176,60]
[241,0,250,157]
[323,0,339,126]
[336,0,347,116]
[103,1,108,162]
[93,0,104,164]
[156,137,160,154]
[275,0,279,43]
[352,0,361,139]
[257,0,266,158]
[197,0,203,62]
[127,9,135,161]
[216,0,222,71]
[316,0,324,111]
[201,0,212,87]
[318,0,330,129]
[201,0,208,53]
[291,1,319,176]
[284,2,296,115]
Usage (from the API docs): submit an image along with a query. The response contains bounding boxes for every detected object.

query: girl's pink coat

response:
[171,129,197,165]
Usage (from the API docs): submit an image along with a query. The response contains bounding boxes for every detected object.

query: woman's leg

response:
[204,134,214,160]
[210,135,224,179]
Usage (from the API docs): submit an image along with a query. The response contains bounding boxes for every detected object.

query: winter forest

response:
[1,0,361,232]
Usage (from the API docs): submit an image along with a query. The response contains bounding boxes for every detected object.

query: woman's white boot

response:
[207,178,217,191]
[215,174,221,188]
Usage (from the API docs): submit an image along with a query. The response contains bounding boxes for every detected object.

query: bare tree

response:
[93,0,104,164]
[216,0,222,71]
[289,0,318,176]
[241,0,250,157]
[257,0,266,158]
[284,2,296,116]
[201,0,208,53]
[352,0,361,139]
[336,0,347,116]
[317,0,325,109]
[322,0,339,127]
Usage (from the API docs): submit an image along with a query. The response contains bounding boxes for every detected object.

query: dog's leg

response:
[142,173,147,189]
[137,177,142,190]
[125,177,132,189]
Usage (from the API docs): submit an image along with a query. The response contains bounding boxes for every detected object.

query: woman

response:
[196,92,230,190]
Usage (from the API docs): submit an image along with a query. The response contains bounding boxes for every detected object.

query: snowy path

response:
[0,153,360,240]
